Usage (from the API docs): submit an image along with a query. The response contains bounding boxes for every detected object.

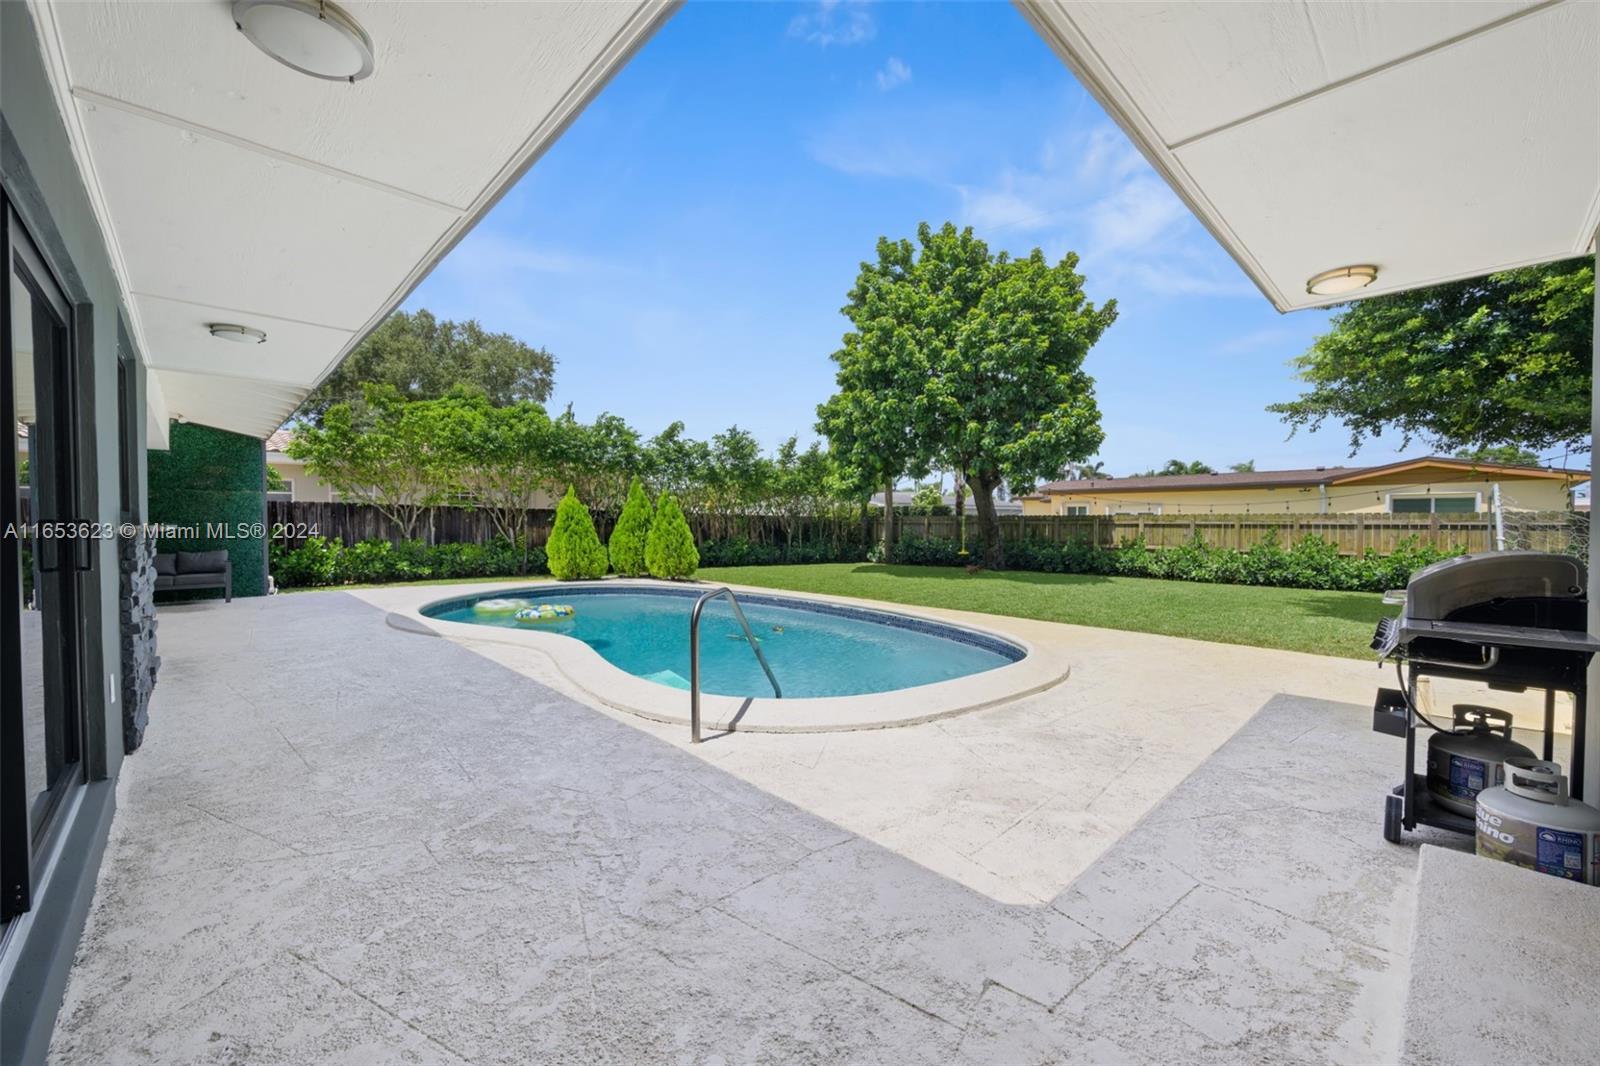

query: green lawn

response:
[699,563,1391,660]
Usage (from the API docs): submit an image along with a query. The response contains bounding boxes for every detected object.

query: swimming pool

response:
[422,584,1025,698]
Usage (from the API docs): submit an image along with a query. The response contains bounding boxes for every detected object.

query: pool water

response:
[424,586,1023,698]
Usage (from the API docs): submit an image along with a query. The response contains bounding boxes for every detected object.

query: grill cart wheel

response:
[1383,793,1404,844]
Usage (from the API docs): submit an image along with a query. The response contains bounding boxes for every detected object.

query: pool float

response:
[472,598,530,616]
[514,603,575,624]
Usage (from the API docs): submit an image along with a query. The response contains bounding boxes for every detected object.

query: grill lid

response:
[1400,551,1585,623]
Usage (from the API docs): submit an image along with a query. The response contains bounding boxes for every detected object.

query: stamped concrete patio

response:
[49,587,1478,1063]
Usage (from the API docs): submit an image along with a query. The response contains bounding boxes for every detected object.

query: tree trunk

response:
[970,473,1005,569]
[882,477,896,562]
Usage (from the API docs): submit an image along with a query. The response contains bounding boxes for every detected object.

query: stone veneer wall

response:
[119,530,159,752]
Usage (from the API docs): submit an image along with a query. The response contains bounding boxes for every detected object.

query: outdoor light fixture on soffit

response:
[1305,264,1379,297]
[233,0,375,83]
[208,324,268,344]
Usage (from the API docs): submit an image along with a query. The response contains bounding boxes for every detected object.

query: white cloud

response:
[806,105,1256,298]
[1082,176,1189,256]
[1215,327,1299,355]
[443,230,599,278]
[875,56,911,91]
[788,0,876,47]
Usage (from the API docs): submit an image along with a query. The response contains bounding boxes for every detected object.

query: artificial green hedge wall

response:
[146,421,268,599]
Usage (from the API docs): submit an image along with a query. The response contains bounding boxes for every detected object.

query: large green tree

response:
[1454,444,1541,466]
[297,309,556,423]
[1270,259,1593,454]
[286,385,467,539]
[454,399,554,571]
[819,222,1116,568]
[546,410,642,516]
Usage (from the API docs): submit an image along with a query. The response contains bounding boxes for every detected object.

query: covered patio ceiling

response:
[1017,0,1600,311]
[23,2,1597,437]
[25,0,676,442]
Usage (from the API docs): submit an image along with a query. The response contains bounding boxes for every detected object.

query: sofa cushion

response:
[153,574,176,589]
[154,553,177,576]
[171,573,224,588]
[176,550,229,574]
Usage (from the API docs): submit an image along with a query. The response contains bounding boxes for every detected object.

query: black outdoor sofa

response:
[154,550,232,602]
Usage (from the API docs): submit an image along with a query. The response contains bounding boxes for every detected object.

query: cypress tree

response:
[545,486,608,579]
[608,476,653,577]
[644,491,698,579]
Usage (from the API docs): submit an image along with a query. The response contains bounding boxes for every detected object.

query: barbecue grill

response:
[1371,551,1600,843]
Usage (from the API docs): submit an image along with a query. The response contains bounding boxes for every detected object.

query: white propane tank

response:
[1476,761,1600,885]
[1426,705,1536,817]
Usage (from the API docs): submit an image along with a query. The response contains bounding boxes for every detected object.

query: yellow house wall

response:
[267,454,338,503]
[1023,476,1574,516]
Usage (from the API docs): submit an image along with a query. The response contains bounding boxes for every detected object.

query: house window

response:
[1389,494,1479,514]
[1062,505,1088,516]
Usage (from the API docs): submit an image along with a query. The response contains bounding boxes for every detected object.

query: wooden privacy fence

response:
[258,500,1576,557]
[883,512,1502,555]
[267,500,864,551]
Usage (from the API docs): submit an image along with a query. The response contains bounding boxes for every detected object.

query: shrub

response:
[269,536,545,589]
[608,477,653,577]
[545,487,609,580]
[271,536,340,587]
[645,492,699,579]
[697,538,868,567]
[876,531,1459,593]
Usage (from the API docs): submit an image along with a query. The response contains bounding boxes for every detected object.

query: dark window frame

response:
[1,199,88,924]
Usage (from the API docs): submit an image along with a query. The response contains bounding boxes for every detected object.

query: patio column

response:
[1589,242,1599,805]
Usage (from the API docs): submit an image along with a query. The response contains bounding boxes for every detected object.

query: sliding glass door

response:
[2,203,85,923]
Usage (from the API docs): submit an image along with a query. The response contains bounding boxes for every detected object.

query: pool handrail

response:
[689,586,782,742]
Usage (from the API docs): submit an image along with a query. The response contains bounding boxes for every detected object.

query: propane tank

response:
[1476,760,1600,885]
[1426,705,1536,816]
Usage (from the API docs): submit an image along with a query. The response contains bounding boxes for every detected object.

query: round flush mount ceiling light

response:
[1305,264,1379,297]
[208,323,268,344]
[233,0,375,83]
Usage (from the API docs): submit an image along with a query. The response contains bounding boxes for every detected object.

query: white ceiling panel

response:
[1017,0,1600,310]
[133,294,354,385]
[49,2,644,209]
[83,101,457,329]
[1060,0,1532,145]
[23,0,676,438]
[154,367,309,439]
[1174,2,1600,303]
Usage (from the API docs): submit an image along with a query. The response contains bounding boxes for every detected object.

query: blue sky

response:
[406,0,1449,478]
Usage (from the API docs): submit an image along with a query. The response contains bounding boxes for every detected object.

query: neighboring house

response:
[265,427,340,503]
[869,489,1023,515]
[1022,457,1587,517]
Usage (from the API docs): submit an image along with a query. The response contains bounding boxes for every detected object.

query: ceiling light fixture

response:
[233,0,375,83]
[1306,264,1379,297]
[208,323,268,344]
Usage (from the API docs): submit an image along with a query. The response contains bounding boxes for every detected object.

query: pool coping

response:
[381,579,1070,733]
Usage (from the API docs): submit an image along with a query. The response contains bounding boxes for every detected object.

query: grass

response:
[698,563,1390,660]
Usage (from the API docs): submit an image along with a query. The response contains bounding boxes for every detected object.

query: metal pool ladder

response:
[689,587,782,742]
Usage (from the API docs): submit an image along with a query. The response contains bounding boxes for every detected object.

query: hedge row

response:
[271,537,545,589]
[882,532,1459,593]
[697,537,870,568]
[271,530,1459,594]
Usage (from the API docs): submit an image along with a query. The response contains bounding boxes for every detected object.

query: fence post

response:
[1491,482,1506,550]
